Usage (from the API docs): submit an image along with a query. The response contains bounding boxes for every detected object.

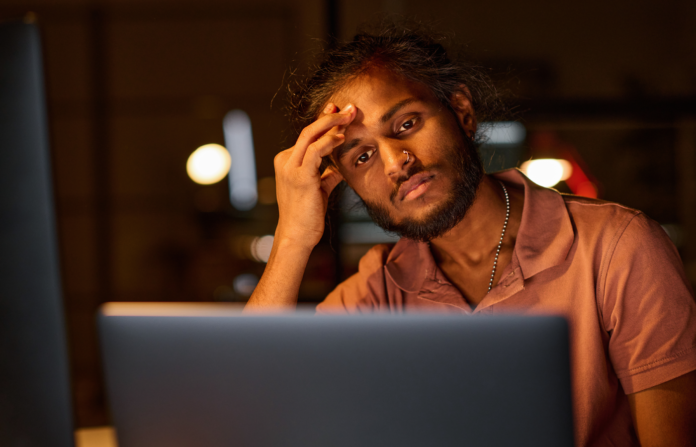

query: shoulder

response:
[357,243,396,273]
[599,206,682,277]
[315,243,396,314]
[562,194,642,228]
[563,194,678,253]
[561,194,681,277]
[591,197,693,328]
[561,194,652,252]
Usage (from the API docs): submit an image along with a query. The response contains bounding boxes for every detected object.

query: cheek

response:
[346,170,391,205]
[418,136,449,161]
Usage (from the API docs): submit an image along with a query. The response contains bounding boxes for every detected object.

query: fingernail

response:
[341,104,354,114]
[323,103,333,113]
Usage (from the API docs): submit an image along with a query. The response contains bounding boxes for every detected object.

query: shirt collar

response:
[493,169,574,280]
[384,238,435,293]
[384,168,575,291]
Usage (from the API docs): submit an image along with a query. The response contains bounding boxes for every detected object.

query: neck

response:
[429,175,522,270]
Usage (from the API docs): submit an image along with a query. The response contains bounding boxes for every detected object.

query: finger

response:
[288,104,355,167]
[301,132,345,173]
[320,166,344,196]
[321,103,342,137]
[320,103,341,138]
[295,105,353,148]
[333,104,357,133]
[321,103,337,115]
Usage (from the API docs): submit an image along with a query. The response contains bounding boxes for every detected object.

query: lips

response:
[397,172,433,201]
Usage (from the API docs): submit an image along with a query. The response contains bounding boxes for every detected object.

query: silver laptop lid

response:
[99,303,573,447]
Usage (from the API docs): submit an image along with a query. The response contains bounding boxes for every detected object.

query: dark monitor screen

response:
[0,19,74,447]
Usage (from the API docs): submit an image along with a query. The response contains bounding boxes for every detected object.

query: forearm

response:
[244,237,314,311]
[245,102,351,311]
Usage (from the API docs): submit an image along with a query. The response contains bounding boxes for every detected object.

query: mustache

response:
[389,162,441,203]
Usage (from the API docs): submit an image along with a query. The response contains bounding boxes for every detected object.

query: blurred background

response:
[2,0,695,429]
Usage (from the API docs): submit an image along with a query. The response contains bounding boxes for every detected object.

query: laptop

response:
[98,303,574,447]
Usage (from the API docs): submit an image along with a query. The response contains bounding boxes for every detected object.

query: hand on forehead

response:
[324,70,440,167]
[328,69,434,123]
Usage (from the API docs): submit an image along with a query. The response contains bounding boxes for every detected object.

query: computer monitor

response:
[99,303,574,447]
[0,19,74,447]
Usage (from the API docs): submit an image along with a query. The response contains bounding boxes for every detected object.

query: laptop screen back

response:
[99,303,573,447]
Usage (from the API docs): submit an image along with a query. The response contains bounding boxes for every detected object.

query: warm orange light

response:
[520,159,572,187]
[575,181,597,198]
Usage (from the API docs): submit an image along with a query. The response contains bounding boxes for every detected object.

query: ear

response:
[450,85,477,139]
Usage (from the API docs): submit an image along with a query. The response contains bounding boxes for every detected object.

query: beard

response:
[359,130,484,243]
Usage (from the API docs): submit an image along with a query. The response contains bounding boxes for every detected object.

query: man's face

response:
[329,68,484,242]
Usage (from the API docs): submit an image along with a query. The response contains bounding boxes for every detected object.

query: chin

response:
[384,195,452,226]
[397,199,443,222]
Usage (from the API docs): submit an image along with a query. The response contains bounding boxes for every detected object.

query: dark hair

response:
[286,19,508,160]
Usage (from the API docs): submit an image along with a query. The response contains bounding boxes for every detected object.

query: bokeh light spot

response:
[233,274,259,297]
[520,159,572,188]
[250,235,274,263]
[186,144,231,185]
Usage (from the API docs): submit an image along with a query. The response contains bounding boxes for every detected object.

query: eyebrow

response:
[336,138,363,162]
[379,97,418,125]
[336,97,419,163]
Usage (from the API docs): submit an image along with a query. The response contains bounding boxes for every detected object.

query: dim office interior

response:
[1,0,695,445]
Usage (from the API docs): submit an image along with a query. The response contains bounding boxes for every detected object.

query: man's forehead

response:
[328,69,436,114]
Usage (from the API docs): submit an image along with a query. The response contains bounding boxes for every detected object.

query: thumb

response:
[320,166,344,196]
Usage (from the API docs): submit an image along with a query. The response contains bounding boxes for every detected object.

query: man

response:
[245,23,696,446]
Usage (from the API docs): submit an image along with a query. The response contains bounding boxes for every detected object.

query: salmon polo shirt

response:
[316,169,696,447]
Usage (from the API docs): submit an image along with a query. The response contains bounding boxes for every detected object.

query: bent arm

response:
[628,369,696,446]
[244,238,313,311]
[244,103,355,311]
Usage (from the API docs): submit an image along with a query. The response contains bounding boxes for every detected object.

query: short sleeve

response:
[600,212,696,394]
[315,244,393,314]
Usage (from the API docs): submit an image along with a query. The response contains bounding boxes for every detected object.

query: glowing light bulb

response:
[520,159,572,188]
[186,144,231,185]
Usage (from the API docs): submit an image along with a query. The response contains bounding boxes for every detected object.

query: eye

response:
[398,117,418,133]
[356,148,376,166]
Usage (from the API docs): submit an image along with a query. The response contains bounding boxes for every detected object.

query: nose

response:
[381,142,411,177]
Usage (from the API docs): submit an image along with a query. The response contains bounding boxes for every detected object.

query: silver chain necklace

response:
[488,182,510,293]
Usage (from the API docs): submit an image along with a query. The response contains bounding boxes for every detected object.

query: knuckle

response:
[275,148,291,162]
[299,127,313,140]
